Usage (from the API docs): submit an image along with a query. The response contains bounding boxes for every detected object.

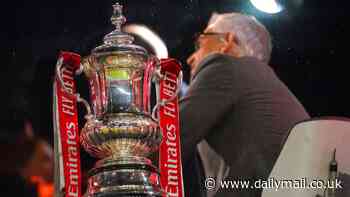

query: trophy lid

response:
[92,3,148,57]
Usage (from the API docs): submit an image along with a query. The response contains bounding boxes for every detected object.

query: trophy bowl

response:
[81,113,162,159]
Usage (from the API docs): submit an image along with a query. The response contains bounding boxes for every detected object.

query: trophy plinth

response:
[79,3,164,196]
[87,156,162,197]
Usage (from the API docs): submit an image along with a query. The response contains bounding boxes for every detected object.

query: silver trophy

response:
[56,3,181,196]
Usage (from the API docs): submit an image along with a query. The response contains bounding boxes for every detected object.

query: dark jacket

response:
[180,54,310,197]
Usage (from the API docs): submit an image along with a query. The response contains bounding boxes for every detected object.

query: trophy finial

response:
[102,2,134,45]
[111,3,126,32]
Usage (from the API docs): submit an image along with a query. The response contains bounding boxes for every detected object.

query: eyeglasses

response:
[194,32,226,50]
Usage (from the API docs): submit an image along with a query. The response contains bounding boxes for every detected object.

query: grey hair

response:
[207,12,272,63]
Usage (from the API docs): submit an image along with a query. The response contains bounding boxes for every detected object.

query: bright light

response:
[250,0,284,14]
[124,24,168,59]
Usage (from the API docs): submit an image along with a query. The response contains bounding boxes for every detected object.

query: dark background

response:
[1,0,349,141]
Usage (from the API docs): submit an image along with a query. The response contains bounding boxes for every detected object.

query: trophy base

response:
[88,191,162,197]
[93,195,160,197]
[87,156,163,197]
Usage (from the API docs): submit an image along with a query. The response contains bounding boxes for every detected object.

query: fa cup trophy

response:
[53,3,184,197]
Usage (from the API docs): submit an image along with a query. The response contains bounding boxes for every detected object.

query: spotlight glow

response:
[250,0,284,14]
[124,24,168,59]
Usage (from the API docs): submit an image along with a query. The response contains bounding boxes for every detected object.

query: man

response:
[0,93,54,197]
[180,12,310,197]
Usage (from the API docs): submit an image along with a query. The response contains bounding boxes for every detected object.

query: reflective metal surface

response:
[80,3,163,196]
[83,53,151,117]
[81,114,161,159]
[87,157,162,197]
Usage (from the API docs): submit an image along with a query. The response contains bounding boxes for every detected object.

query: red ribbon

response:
[53,52,82,197]
[158,59,185,197]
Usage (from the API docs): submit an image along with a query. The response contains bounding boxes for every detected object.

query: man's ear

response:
[220,32,235,53]
[220,32,242,57]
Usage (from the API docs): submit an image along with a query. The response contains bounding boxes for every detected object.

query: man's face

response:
[187,28,227,77]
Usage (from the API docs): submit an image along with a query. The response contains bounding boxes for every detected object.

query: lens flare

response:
[250,0,284,14]
[124,24,168,59]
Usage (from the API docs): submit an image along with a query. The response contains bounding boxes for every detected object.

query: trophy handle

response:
[55,56,93,120]
[151,58,183,122]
